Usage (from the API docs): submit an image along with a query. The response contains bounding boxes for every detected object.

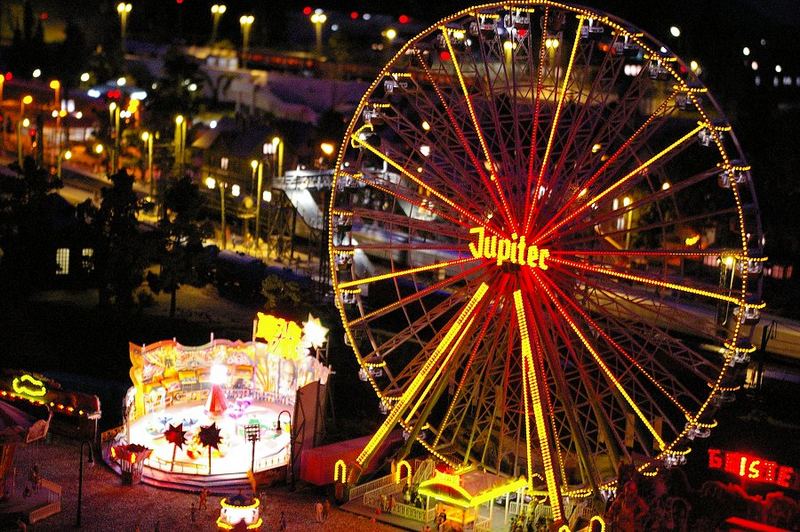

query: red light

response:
[350,11,359,20]
[439,50,451,62]
[28,129,37,138]
[39,12,48,21]
[679,65,687,74]
[4,72,12,81]
[398,14,409,24]
[303,6,313,16]
[176,0,183,3]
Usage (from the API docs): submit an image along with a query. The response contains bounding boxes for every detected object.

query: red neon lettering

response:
[762,461,778,483]
[708,448,723,469]
[776,466,794,488]
[747,460,761,480]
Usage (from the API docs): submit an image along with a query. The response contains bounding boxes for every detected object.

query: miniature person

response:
[323,498,331,521]
[315,500,324,522]
[29,464,40,492]
[190,502,196,523]
[199,488,208,510]
[606,480,648,532]
[279,511,288,531]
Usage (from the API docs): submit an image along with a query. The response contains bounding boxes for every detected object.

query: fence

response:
[348,474,397,500]
[143,447,289,475]
[28,479,62,524]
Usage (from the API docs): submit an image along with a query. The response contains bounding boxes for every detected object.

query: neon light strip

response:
[404,315,475,425]
[440,27,518,233]
[548,256,741,305]
[525,16,586,235]
[356,283,489,466]
[413,48,509,234]
[535,99,690,244]
[350,129,488,229]
[337,257,477,290]
[537,271,690,416]
[514,289,562,521]
[530,271,666,450]
[524,5,550,221]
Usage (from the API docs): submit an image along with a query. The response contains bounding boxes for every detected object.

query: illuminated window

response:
[82,248,94,272]
[56,248,70,275]
[220,157,229,170]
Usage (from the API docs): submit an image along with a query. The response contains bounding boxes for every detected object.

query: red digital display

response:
[708,449,797,489]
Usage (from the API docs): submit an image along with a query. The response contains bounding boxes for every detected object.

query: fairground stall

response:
[106,313,330,489]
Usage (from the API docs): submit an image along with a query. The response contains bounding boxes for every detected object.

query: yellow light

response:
[22,118,30,128]
[385,28,397,41]
[662,182,671,190]
[724,256,735,267]
[337,258,474,290]
[592,143,602,153]
[239,14,254,25]
[421,121,430,131]
[503,40,514,51]
[59,109,67,118]
[175,115,184,125]
[49,80,60,90]
[64,150,72,161]
[310,13,326,24]
[211,4,226,14]
[590,515,607,531]
[51,110,59,118]
[271,136,281,146]
[80,72,90,82]
[690,60,699,72]
[250,160,259,170]
[12,374,47,397]
[334,459,347,482]
[141,131,150,141]
[231,184,240,197]
[22,95,33,105]
[685,234,700,246]
[320,142,336,156]
[205,177,216,189]
[622,196,632,207]
[109,102,117,111]
[94,144,104,154]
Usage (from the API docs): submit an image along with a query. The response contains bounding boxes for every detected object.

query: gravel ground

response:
[8,435,399,532]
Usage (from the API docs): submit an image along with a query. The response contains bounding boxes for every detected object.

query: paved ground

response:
[5,435,399,531]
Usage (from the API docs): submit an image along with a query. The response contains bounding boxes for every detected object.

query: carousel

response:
[107,313,330,486]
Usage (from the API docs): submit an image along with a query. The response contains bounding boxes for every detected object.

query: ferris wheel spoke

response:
[529,269,667,451]
[537,271,695,420]
[535,122,705,244]
[524,16,586,235]
[337,257,482,291]
[440,27,518,232]
[523,5,551,222]
[412,49,511,222]
[377,105,496,218]
[347,262,490,328]
[432,278,509,449]
[513,289,565,517]
[350,133,491,229]
[353,282,490,472]
[547,256,741,306]
[535,90,679,239]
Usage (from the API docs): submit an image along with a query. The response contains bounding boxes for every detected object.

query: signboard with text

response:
[708,448,798,490]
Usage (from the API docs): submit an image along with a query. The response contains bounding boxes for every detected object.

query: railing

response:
[274,173,333,191]
[29,479,62,524]
[348,474,397,500]
[143,448,289,475]
[362,480,404,508]
[389,500,437,523]
[475,518,493,532]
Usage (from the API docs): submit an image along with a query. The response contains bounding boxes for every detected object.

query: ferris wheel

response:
[329,0,763,516]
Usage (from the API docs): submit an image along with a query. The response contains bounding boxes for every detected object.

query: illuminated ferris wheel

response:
[329,0,763,515]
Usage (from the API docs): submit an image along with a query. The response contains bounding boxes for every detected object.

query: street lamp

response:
[210,4,227,44]
[109,102,121,173]
[239,15,255,67]
[75,440,95,528]
[117,3,132,52]
[141,131,154,196]
[244,424,261,472]
[270,136,284,177]
[50,80,63,153]
[17,118,30,167]
[57,149,72,179]
[622,196,633,249]
[206,177,239,250]
[174,115,186,176]
[275,410,293,486]
[309,10,327,57]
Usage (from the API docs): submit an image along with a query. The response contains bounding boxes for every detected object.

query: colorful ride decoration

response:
[127,314,330,424]
[163,423,188,472]
[199,422,223,474]
[330,0,763,527]
[217,492,262,530]
[111,443,152,484]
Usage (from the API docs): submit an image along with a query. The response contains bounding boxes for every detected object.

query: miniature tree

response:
[198,422,223,474]
[163,423,187,472]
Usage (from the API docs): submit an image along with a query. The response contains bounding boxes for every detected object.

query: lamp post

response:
[206,177,240,249]
[239,15,254,67]
[17,117,30,167]
[174,115,186,176]
[141,131,154,197]
[109,102,121,173]
[251,159,263,250]
[57,149,72,179]
[270,136,283,177]
[75,440,95,528]
[210,4,226,44]
[309,11,327,57]
[244,423,261,472]
[275,410,293,486]
[117,3,132,53]
[623,196,633,249]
